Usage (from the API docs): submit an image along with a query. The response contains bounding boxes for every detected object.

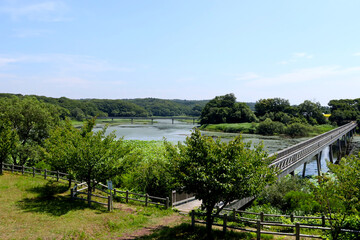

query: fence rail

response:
[1,162,74,187]
[114,189,170,209]
[191,210,360,240]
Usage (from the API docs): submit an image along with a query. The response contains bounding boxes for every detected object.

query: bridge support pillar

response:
[193,118,195,125]
[302,162,307,177]
[329,144,334,164]
[131,118,134,124]
[316,151,322,176]
[172,118,174,124]
[151,118,154,124]
[289,171,295,176]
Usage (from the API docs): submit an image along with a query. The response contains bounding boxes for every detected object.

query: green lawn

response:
[199,123,258,134]
[0,173,177,240]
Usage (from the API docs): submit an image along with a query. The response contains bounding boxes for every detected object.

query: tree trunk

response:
[206,206,214,239]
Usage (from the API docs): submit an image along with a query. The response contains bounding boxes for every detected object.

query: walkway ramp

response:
[173,199,202,213]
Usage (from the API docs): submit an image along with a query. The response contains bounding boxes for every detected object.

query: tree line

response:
[0,93,208,120]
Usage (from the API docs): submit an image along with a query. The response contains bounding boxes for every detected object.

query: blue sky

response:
[1,0,360,105]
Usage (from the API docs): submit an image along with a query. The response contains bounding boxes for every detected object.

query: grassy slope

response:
[0,173,177,240]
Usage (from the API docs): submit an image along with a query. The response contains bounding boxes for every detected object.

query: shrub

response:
[285,123,312,137]
[256,118,285,135]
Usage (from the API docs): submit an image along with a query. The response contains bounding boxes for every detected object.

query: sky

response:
[1,0,360,105]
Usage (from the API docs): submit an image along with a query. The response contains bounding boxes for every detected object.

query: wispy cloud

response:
[0,1,70,22]
[353,52,360,56]
[245,66,360,87]
[279,52,313,65]
[12,28,52,38]
[235,72,260,81]
[0,57,20,67]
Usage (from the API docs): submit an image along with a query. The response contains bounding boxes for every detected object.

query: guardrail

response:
[269,122,357,173]
[1,162,74,187]
[114,189,170,209]
[191,210,360,240]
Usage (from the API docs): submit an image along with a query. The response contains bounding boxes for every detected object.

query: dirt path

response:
[117,215,184,240]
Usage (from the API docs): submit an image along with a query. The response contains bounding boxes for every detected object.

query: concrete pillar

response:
[172,118,174,124]
[329,144,334,164]
[290,171,295,176]
[316,151,322,176]
[302,162,307,177]
[151,118,154,124]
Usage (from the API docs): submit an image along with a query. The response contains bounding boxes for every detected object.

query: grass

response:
[0,173,177,240]
[309,124,336,136]
[199,123,258,134]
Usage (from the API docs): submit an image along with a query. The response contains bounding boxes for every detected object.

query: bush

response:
[285,123,311,137]
[284,191,321,215]
[256,118,285,135]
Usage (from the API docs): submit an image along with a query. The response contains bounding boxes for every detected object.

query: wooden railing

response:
[1,163,169,211]
[191,209,360,240]
[114,189,170,209]
[1,162,74,187]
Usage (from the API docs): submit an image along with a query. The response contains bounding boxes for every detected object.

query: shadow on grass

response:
[132,223,258,240]
[16,181,107,216]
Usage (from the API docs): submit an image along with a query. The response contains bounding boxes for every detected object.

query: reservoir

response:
[97,119,358,177]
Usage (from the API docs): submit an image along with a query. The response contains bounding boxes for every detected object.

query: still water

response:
[97,119,358,177]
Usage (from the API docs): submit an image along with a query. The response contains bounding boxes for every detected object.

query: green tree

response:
[298,100,326,125]
[0,96,64,165]
[255,98,291,118]
[44,118,132,204]
[200,94,257,124]
[165,129,276,236]
[312,155,360,239]
[0,119,18,174]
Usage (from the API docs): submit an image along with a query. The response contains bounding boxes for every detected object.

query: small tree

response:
[44,118,132,204]
[165,129,276,236]
[312,155,360,240]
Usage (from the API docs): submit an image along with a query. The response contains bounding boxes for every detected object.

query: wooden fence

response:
[1,162,74,187]
[191,210,360,240]
[114,189,170,209]
[71,182,114,211]
[1,162,169,211]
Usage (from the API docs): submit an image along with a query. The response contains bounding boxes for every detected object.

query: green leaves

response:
[165,128,277,232]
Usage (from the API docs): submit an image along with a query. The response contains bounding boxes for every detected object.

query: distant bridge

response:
[175,122,358,211]
[229,121,358,209]
[98,116,199,124]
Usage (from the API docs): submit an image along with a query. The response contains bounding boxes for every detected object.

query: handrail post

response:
[322,215,325,227]
[256,221,261,240]
[223,214,227,234]
[71,188,74,200]
[68,177,72,188]
[44,169,47,179]
[290,213,294,223]
[145,193,149,207]
[166,197,169,209]
[260,212,264,222]
[32,167,35,177]
[11,164,14,173]
[22,165,24,175]
[295,223,300,240]
[232,209,236,220]
[108,195,111,211]
[126,190,129,203]
[191,210,195,229]
[56,170,59,182]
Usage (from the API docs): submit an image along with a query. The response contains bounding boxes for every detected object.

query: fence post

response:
[145,193,149,207]
[295,223,300,240]
[71,189,74,200]
[256,221,261,240]
[44,169,47,179]
[108,196,111,211]
[0,162,3,174]
[56,170,59,182]
[232,209,236,220]
[88,191,91,207]
[11,164,14,173]
[321,215,325,227]
[22,165,24,175]
[191,210,195,229]
[290,213,294,223]
[223,214,227,234]
[126,190,129,203]
[113,189,116,197]
[32,167,35,177]
[166,197,169,209]
[68,177,72,188]
[260,212,264,222]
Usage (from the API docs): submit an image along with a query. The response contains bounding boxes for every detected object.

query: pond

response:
[96,119,358,177]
